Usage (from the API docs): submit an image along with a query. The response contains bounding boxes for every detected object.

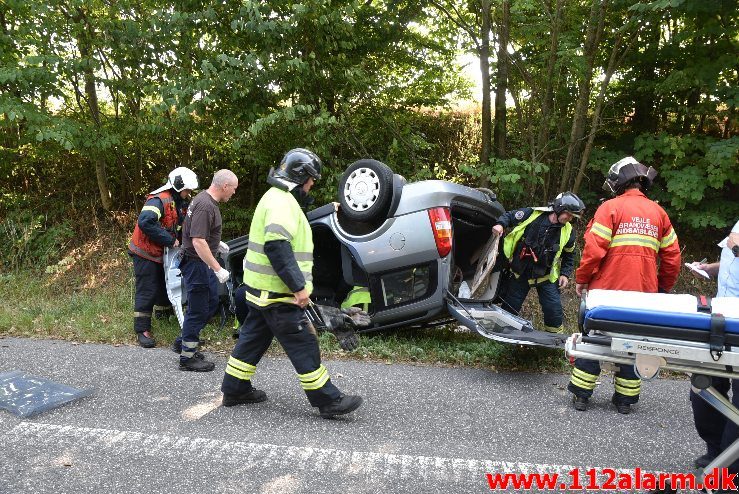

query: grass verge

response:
[0,270,570,373]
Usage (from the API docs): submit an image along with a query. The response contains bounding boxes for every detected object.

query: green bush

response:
[0,209,75,270]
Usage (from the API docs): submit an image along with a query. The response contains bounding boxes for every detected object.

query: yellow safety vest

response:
[502,210,573,284]
[243,187,314,306]
[340,286,371,311]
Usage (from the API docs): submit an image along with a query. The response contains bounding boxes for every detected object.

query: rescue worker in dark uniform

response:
[493,192,585,333]
[177,169,239,372]
[128,167,198,348]
[569,157,681,414]
[221,148,363,418]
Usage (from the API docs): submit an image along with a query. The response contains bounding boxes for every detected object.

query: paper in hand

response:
[685,262,710,279]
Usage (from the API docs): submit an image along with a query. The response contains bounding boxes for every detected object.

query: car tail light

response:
[428,207,452,258]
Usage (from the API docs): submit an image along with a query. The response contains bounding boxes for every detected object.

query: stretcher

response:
[565,289,739,488]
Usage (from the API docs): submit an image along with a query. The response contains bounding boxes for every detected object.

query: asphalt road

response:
[0,337,706,493]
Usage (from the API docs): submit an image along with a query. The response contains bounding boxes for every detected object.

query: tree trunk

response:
[681,89,700,134]
[559,0,607,192]
[535,0,564,164]
[479,0,492,183]
[573,32,635,193]
[493,0,509,159]
[76,12,113,211]
[630,23,660,134]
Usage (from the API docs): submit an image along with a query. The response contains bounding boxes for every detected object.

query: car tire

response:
[338,159,394,222]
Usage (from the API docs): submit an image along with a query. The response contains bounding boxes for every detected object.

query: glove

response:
[217,241,230,256]
[334,329,359,351]
[341,307,372,328]
[215,268,230,284]
[316,305,362,351]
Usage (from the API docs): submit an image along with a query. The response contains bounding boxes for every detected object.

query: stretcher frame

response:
[566,313,739,492]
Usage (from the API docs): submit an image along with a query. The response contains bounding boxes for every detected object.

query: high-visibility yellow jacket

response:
[243,187,314,306]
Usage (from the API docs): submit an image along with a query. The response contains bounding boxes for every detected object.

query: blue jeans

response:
[179,257,220,360]
[500,275,563,328]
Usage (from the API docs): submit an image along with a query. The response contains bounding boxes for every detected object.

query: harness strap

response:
[709,313,726,362]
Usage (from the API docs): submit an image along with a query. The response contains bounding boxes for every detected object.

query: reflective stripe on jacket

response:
[575,189,681,292]
[128,190,179,263]
[502,210,573,284]
[243,187,314,307]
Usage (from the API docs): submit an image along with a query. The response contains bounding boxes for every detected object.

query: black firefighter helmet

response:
[550,191,586,218]
[270,148,323,185]
[603,157,657,196]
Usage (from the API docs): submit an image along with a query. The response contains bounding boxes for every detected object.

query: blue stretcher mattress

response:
[585,306,739,334]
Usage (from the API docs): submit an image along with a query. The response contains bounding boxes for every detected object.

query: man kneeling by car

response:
[221,148,366,419]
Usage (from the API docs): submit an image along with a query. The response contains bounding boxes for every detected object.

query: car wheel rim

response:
[343,167,380,211]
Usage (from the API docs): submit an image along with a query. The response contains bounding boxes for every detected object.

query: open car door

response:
[446,295,568,349]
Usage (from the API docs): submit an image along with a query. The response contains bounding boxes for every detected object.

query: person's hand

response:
[215,268,230,284]
[492,224,504,236]
[558,276,569,289]
[293,288,310,308]
[217,241,230,256]
[332,202,340,212]
[575,283,588,298]
[172,239,180,248]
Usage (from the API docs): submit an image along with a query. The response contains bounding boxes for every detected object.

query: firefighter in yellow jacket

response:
[220,149,363,418]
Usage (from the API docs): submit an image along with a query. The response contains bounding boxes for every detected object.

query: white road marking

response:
[5,421,647,483]
[181,396,221,421]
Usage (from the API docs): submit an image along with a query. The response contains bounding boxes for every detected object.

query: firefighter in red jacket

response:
[568,157,681,414]
[129,167,198,348]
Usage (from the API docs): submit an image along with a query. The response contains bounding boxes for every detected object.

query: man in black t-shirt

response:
[176,169,238,372]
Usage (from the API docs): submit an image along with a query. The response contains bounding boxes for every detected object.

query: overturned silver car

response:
[214,159,567,349]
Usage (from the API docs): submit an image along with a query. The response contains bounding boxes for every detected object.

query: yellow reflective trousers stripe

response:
[225,356,257,381]
[614,377,641,396]
[297,365,330,391]
[570,367,598,390]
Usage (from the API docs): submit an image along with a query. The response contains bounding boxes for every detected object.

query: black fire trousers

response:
[132,254,170,334]
[222,302,341,408]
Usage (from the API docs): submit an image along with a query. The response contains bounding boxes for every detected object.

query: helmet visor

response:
[557,195,585,218]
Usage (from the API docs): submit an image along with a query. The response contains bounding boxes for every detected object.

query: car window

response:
[380,265,431,307]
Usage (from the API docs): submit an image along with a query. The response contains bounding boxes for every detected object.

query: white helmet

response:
[150,167,199,194]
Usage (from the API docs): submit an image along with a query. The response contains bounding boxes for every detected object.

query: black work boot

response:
[612,395,631,415]
[171,340,205,359]
[179,357,215,372]
[222,389,268,407]
[572,395,588,411]
[137,331,156,348]
[318,394,363,419]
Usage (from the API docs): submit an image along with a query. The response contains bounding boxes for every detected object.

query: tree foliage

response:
[0,0,736,260]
